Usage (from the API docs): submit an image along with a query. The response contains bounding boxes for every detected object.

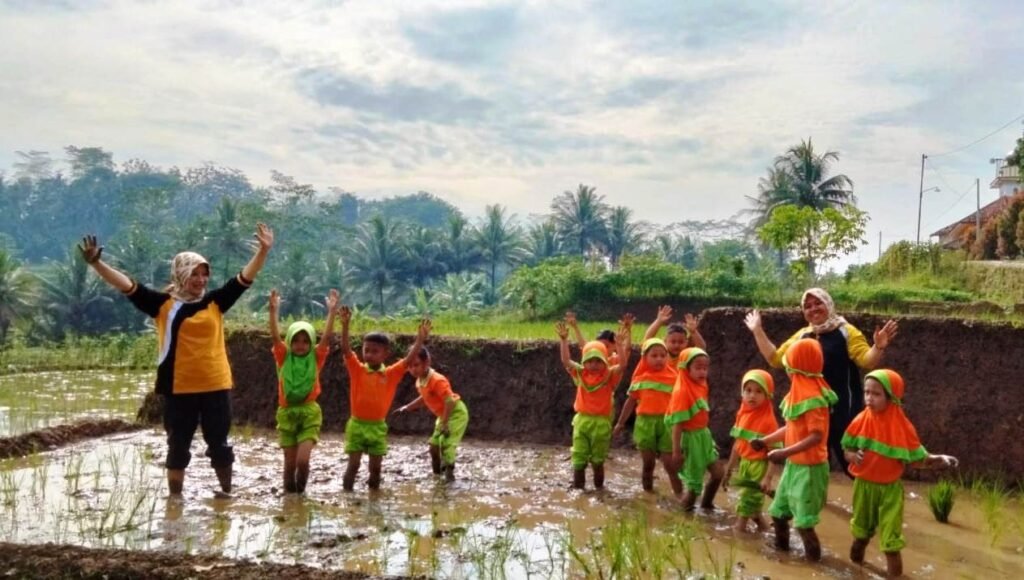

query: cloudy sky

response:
[2,0,1023,264]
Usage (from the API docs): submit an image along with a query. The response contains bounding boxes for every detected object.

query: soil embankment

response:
[137,307,1024,483]
[0,419,142,459]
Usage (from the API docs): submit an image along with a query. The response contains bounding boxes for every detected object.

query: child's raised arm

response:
[401,319,432,366]
[268,289,285,350]
[616,313,634,367]
[685,313,707,350]
[565,311,586,348]
[339,305,353,356]
[319,289,339,350]
[642,305,673,341]
[555,321,574,373]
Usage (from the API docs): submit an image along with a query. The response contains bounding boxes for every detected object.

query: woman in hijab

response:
[743,288,898,474]
[79,223,273,497]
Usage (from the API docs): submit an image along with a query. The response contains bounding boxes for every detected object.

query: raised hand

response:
[253,222,274,253]
[555,321,569,340]
[78,234,104,264]
[656,305,673,325]
[743,310,762,333]
[269,289,281,312]
[564,311,579,327]
[684,313,700,334]
[339,305,352,324]
[417,318,433,341]
[619,312,636,329]
[325,289,340,312]
[873,319,899,350]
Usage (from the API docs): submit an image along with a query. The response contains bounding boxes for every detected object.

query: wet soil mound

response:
[0,542,386,579]
[137,308,1024,483]
[0,419,142,459]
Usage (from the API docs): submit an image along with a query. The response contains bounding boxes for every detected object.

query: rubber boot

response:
[797,527,822,562]
[885,551,903,578]
[167,469,185,496]
[850,538,869,564]
[572,469,585,489]
[443,463,456,483]
[680,490,698,512]
[593,464,605,489]
[214,466,233,495]
[641,473,654,492]
[430,447,442,475]
[772,517,790,551]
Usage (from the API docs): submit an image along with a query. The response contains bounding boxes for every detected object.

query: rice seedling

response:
[927,480,956,523]
[978,479,1010,547]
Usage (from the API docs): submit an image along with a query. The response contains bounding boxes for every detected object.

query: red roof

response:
[931,196,1015,238]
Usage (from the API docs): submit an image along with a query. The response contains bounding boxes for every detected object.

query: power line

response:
[928,113,1024,158]
[925,180,977,229]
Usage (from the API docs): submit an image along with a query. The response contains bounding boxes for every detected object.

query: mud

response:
[0,542,384,579]
[0,419,142,459]
[135,308,1024,484]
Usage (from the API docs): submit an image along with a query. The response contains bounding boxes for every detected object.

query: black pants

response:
[163,389,234,470]
[829,406,853,476]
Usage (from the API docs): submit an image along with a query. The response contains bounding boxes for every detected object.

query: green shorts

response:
[679,427,718,494]
[633,414,671,454]
[276,402,322,448]
[572,413,612,469]
[733,457,769,517]
[769,461,829,528]
[851,478,905,552]
[344,417,389,456]
[428,400,469,466]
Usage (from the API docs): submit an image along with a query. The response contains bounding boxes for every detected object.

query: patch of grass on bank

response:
[0,334,157,375]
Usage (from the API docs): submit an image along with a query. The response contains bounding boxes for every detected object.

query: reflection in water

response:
[0,427,1020,578]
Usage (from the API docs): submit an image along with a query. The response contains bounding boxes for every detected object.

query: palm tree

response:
[37,247,112,338]
[474,205,526,303]
[0,249,36,346]
[551,184,609,258]
[211,197,249,280]
[275,246,321,318]
[747,138,855,226]
[441,214,482,274]
[403,224,447,287]
[526,219,562,265]
[605,206,645,268]
[346,216,408,315]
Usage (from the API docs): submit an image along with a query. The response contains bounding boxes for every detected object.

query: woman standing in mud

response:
[743,288,897,474]
[78,224,273,497]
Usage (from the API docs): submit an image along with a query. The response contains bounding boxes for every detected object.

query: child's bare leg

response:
[850,538,869,563]
[572,469,585,489]
[367,455,384,490]
[700,461,724,510]
[429,444,442,475]
[343,452,362,491]
[282,446,298,493]
[640,451,656,492]
[659,453,683,496]
[797,527,822,562]
[680,490,698,511]
[752,514,768,532]
[884,551,902,578]
[167,469,185,496]
[772,517,790,551]
[592,463,605,489]
[733,516,749,533]
[294,441,314,493]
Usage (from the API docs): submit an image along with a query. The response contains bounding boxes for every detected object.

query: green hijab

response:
[281,321,317,406]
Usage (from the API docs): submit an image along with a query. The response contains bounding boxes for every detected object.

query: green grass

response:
[0,333,157,374]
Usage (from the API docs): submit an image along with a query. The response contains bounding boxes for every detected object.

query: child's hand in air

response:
[619,312,635,329]
[339,305,352,324]
[417,318,432,341]
[555,321,569,340]
[564,311,579,327]
[656,305,673,325]
[269,289,280,313]
[684,313,699,334]
[325,289,339,312]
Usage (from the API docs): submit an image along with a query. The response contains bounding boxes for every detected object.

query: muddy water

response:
[0,370,152,437]
[0,428,1021,579]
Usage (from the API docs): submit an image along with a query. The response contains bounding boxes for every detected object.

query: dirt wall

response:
[139,308,1024,483]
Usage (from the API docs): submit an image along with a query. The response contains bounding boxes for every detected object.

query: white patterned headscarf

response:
[802,287,848,334]
[166,251,210,303]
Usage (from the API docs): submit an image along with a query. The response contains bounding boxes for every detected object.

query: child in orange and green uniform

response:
[564,311,623,366]
[394,347,469,482]
[339,307,431,491]
[641,305,706,361]
[268,289,338,494]
[665,348,724,510]
[723,369,781,533]
[752,338,837,562]
[555,320,631,490]
[842,369,958,578]
[613,338,682,495]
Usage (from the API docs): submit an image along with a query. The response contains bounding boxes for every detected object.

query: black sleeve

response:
[125,281,169,318]
[208,273,251,314]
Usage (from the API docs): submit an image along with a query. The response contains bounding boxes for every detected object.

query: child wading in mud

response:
[723,369,781,533]
[339,307,430,491]
[268,288,338,494]
[393,347,469,482]
[843,369,958,578]
[555,317,632,490]
[665,347,724,510]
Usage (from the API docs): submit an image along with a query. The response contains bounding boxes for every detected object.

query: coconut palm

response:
[475,205,526,303]
[0,249,36,345]
[211,197,249,280]
[605,206,645,268]
[747,138,855,227]
[37,247,112,337]
[551,184,609,257]
[346,216,408,315]
[441,214,482,274]
[403,224,448,287]
[526,220,562,265]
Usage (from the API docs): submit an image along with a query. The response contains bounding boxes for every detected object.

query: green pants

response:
[276,402,322,447]
[769,461,829,528]
[344,418,389,456]
[733,457,769,517]
[633,414,671,453]
[679,427,718,494]
[851,478,905,552]
[428,400,469,466]
[572,413,612,469]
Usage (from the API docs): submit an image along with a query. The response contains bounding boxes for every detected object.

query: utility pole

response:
[878,231,882,259]
[916,154,927,244]
[976,178,981,235]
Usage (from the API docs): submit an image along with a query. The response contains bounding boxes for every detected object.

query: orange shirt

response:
[679,381,709,430]
[272,343,329,407]
[849,451,905,484]
[629,360,676,416]
[571,364,622,416]
[416,370,461,417]
[344,351,408,421]
[632,388,672,416]
[784,407,829,465]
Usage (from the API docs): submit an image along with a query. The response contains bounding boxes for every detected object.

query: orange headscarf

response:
[780,338,838,420]
[664,348,710,427]
[629,338,676,393]
[574,340,612,391]
[841,370,928,463]
[731,370,780,458]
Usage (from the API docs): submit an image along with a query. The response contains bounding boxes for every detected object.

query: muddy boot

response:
[430,447,442,475]
[214,466,233,495]
[443,464,456,483]
[772,517,790,551]
[680,490,698,512]
[885,551,903,578]
[642,473,654,492]
[572,469,585,490]
[593,464,605,489]
[850,538,869,564]
[167,469,185,496]
[797,528,822,562]
[700,476,722,510]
